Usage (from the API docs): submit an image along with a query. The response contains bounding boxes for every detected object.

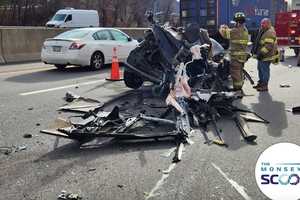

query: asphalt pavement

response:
[0,51,300,200]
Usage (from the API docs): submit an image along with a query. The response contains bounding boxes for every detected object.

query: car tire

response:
[124,69,143,89]
[90,51,104,70]
[294,48,299,56]
[55,64,67,70]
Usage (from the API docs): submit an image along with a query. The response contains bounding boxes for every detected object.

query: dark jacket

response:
[252,27,279,62]
[211,31,229,50]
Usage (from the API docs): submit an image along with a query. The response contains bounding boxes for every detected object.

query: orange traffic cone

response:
[106,47,123,81]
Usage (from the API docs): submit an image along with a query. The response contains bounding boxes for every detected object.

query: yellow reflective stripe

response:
[261,47,269,54]
[260,38,276,45]
[224,29,230,39]
[231,51,248,56]
[231,40,249,45]
[262,53,279,62]
[233,81,244,88]
[264,38,275,43]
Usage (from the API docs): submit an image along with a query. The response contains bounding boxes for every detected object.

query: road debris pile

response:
[41,12,268,163]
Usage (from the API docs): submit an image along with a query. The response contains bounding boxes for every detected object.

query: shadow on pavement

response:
[280,55,299,67]
[251,92,287,137]
[5,65,110,83]
[36,139,175,163]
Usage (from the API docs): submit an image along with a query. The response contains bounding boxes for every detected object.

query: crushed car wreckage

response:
[41,12,268,163]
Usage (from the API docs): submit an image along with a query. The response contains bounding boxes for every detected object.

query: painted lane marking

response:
[212,163,252,200]
[145,163,177,200]
[20,79,106,96]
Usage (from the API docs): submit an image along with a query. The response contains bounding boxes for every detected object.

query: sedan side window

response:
[93,30,112,40]
[110,30,129,42]
[65,15,72,22]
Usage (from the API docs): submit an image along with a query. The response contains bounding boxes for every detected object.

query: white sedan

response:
[41,28,139,70]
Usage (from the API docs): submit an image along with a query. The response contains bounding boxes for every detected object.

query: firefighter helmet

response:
[234,12,246,24]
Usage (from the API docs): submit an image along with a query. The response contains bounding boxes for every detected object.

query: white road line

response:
[211,163,252,200]
[20,79,106,96]
[145,163,177,200]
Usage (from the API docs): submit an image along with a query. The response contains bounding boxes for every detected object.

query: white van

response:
[46,8,99,28]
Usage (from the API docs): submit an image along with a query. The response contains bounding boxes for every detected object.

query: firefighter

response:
[227,12,250,92]
[252,18,279,92]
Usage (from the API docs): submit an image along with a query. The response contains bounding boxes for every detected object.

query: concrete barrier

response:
[0,27,147,64]
[0,30,5,64]
[1,27,64,64]
[119,28,149,40]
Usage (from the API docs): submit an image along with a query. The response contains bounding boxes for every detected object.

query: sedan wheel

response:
[90,52,104,70]
[55,64,67,70]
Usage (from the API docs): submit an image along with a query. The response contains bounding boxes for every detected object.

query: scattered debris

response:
[280,83,291,88]
[40,15,268,164]
[16,145,27,152]
[23,134,32,139]
[117,184,124,189]
[27,107,34,111]
[58,190,82,200]
[292,106,300,114]
[60,92,103,113]
[36,123,41,127]
[0,145,27,155]
[0,146,13,155]
[87,168,96,172]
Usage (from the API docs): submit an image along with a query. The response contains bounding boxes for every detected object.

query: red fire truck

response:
[275,10,300,56]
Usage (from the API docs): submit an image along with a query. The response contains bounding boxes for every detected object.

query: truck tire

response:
[294,48,299,56]
[124,69,143,89]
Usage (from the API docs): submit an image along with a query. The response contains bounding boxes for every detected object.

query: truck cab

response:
[46,8,99,28]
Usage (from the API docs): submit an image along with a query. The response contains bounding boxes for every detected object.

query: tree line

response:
[0,0,178,27]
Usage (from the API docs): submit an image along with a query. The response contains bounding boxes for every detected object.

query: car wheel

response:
[55,64,67,70]
[124,68,143,89]
[294,48,299,56]
[90,51,104,70]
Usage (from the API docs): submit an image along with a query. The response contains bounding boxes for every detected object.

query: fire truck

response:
[275,10,300,56]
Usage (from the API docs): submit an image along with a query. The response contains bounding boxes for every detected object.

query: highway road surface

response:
[0,52,300,200]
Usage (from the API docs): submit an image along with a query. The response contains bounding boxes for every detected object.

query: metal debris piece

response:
[16,145,27,152]
[292,106,300,114]
[240,113,268,123]
[58,190,82,200]
[61,92,103,113]
[88,168,96,172]
[280,83,291,88]
[173,143,184,163]
[117,184,124,189]
[23,134,32,138]
[234,114,257,143]
[49,118,72,129]
[0,146,13,155]
[64,92,80,102]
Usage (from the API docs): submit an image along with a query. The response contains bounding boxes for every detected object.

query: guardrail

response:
[0,27,148,65]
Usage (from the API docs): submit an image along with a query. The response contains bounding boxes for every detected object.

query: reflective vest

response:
[257,27,279,63]
[228,26,249,63]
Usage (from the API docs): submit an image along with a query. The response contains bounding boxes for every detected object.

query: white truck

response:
[46,8,99,28]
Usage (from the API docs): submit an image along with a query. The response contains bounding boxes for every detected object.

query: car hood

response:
[46,21,63,26]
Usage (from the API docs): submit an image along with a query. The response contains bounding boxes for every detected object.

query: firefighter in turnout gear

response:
[252,18,279,92]
[226,12,250,92]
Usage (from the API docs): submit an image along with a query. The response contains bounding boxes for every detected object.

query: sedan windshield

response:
[56,29,91,39]
[52,14,67,21]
